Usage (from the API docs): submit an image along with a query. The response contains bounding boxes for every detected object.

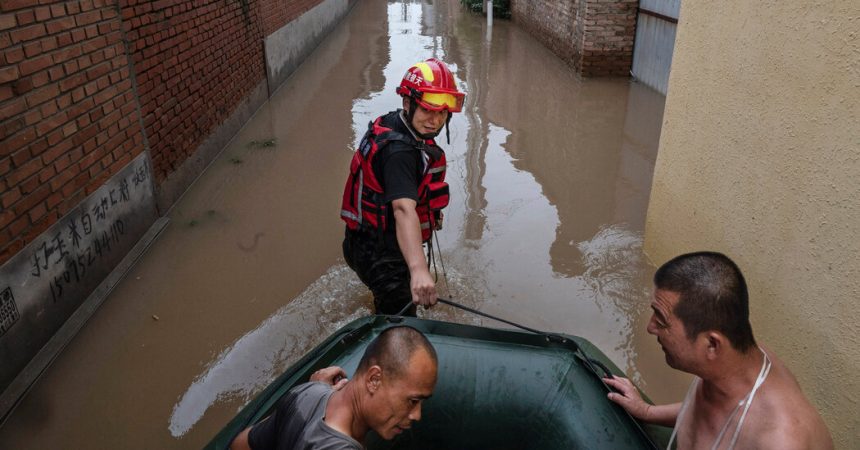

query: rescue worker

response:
[341,58,465,316]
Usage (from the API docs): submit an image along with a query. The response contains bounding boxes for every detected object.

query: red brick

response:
[45,128,63,145]
[39,35,56,52]
[0,64,19,83]
[7,156,42,186]
[0,14,15,30]
[34,6,50,21]
[45,16,75,34]
[28,136,47,157]
[1,126,35,157]
[50,164,76,190]
[18,53,52,76]
[52,45,82,64]
[70,28,85,42]
[1,187,22,209]
[40,137,71,163]
[84,24,97,39]
[1,0,41,13]
[18,173,40,194]
[3,44,24,63]
[57,31,72,46]
[45,191,62,209]
[27,201,48,222]
[25,82,59,107]
[62,121,77,137]
[0,157,11,177]
[52,154,71,172]
[38,165,55,183]
[55,92,70,108]
[11,75,32,94]
[10,147,31,166]
[0,103,27,135]
[22,40,41,57]
[49,4,65,18]
[0,157,12,176]
[10,23,45,44]
[48,65,63,80]
[35,110,69,136]
[75,10,100,26]
[30,70,48,87]
[14,9,34,26]
[0,214,16,241]
[63,58,79,73]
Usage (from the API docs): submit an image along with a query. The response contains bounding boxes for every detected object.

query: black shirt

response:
[371,110,426,249]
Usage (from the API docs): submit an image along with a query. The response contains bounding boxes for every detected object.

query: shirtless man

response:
[604,252,832,449]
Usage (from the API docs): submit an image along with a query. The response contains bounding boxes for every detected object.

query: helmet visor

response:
[418,92,464,113]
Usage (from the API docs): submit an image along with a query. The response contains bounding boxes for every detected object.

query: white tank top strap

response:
[667,376,700,450]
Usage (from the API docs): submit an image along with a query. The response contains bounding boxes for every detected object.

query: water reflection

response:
[168,265,370,436]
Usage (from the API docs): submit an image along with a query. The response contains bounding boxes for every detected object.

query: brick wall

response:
[580,0,636,76]
[119,0,266,184]
[1,0,348,267]
[1,0,147,265]
[510,0,636,77]
[510,0,581,63]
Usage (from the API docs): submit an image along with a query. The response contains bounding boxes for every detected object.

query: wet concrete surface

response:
[0,0,690,447]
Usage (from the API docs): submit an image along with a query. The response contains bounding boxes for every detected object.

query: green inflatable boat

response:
[205,315,671,449]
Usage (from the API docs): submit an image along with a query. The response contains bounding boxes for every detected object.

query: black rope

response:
[435,298,572,344]
[434,298,622,398]
[395,301,413,317]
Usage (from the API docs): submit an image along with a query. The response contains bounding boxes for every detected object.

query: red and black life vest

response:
[341,116,449,243]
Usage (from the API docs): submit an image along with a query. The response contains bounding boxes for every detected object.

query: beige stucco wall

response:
[644,1,859,447]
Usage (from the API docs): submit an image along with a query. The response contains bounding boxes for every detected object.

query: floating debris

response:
[247,138,276,149]
[152,314,160,321]
[229,157,243,164]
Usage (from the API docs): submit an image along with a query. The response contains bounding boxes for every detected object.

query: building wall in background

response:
[644,1,859,447]
[119,0,266,199]
[510,0,636,76]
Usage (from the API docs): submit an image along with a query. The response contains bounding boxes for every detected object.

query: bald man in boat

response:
[230,326,437,450]
[604,252,832,450]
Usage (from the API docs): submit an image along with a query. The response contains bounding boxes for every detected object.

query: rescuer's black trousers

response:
[343,229,417,317]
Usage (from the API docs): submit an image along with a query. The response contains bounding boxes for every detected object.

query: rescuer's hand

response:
[410,268,437,309]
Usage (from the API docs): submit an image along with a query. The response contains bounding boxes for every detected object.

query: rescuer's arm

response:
[603,375,680,427]
[392,197,437,308]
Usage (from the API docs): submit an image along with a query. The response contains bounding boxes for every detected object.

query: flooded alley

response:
[0,0,687,447]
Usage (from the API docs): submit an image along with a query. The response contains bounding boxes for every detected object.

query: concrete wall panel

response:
[644,1,859,446]
[0,153,157,392]
[265,0,351,95]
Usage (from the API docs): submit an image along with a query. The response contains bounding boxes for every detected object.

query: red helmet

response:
[396,58,465,113]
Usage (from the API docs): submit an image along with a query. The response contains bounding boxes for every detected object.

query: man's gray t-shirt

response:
[248,382,362,450]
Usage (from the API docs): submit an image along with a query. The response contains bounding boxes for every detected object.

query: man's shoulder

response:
[375,110,407,138]
[291,381,333,398]
[740,363,833,449]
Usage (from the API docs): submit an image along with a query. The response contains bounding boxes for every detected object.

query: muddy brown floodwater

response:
[0,0,691,448]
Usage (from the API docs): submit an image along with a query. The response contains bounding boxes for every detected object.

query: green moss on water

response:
[247,139,276,149]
